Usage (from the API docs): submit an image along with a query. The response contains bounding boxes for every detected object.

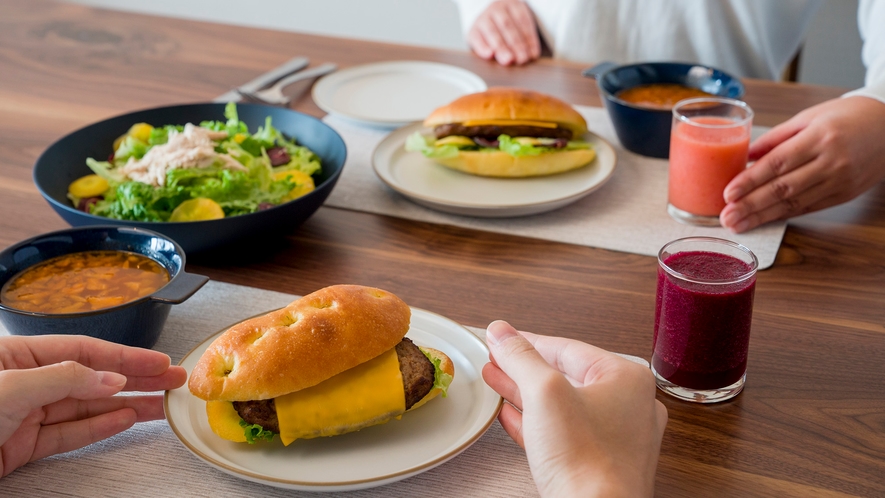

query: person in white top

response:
[453,0,885,233]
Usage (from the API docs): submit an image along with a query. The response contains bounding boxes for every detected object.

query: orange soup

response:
[1,251,170,313]
[616,83,713,110]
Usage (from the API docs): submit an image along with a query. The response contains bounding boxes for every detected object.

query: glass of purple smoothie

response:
[652,237,758,403]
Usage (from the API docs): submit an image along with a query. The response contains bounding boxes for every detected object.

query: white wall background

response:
[69,0,866,89]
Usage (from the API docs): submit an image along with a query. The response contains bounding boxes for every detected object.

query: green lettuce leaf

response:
[404,132,461,159]
[422,349,453,398]
[497,135,544,156]
[239,419,276,444]
[274,145,322,176]
[86,158,126,185]
[148,125,182,147]
[114,136,149,162]
[200,102,248,136]
[89,181,182,221]
[253,116,282,149]
[498,135,593,156]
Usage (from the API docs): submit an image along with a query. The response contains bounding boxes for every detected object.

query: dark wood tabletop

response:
[1,1,883,496]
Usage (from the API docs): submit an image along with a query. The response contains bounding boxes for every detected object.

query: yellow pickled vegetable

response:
[435,135,475,147]
[206,401,247,443]
[128,123,154,143]
[68,175,110,198]
[274,170,315,202]
[113,122,154,151]
[169,198,225,222]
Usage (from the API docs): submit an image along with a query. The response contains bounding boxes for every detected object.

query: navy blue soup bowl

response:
[584,62,745,158]
[33,103,347,254]
[0,226,208,348]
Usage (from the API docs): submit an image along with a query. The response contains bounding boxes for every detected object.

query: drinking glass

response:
[652,237,758,403]
[667,98,753,226]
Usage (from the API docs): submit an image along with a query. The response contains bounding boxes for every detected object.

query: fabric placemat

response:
[321,105,786,269]
[0,280,540,497]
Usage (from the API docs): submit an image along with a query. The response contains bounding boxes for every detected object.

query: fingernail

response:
[723,187,741,203]
[731,219,750,233]
[720,210,739,228]
[98,371,127,388]
[486,320,517,346]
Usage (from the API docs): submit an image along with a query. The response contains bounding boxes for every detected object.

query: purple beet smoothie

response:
[652,251,755,390]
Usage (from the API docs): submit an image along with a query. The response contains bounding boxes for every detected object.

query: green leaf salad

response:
[67,103,322,222]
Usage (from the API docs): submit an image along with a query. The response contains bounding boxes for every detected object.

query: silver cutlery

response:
[214,56,310,103]
[236,63,337,106]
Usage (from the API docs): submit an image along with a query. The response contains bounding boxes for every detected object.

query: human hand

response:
[482,321,667,497]
[0,335,187,477]
[721,96,885,232]
[467,0,541,66]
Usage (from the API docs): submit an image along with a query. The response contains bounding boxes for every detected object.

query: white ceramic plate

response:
[373,123,618,217]
[165,307,501,492]
[311,61,487,128]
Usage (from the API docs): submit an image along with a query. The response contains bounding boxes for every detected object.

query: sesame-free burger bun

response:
[432,148,596,178]
[188,285,411,402]
[424,87,588,135]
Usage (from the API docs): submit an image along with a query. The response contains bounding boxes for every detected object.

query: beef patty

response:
[232,338,435,433]
[433,123,573,141]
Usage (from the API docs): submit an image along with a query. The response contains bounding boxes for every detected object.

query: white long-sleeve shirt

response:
[453,0,885,102]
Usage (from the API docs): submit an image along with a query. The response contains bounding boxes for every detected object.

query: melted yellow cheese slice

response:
[274,348,405,446]
[461,119,558,128]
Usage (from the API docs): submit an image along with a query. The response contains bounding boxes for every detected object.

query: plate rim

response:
[372,122,619,213]
[311,60,488,126]
[164,305,502,490]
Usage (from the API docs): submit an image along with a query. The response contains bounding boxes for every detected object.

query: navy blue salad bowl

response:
[33,103,347,254]
[0,226,208,348]
[583,61,745,158]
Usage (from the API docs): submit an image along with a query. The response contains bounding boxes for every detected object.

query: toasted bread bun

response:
[424,87,588,136]
[433,148,596,178]
[188,285,410,402]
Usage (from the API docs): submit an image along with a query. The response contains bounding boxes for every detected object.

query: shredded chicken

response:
[120,123,247,187]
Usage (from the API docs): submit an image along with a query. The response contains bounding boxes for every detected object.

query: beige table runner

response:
[0,281,540,497]
[322,105,787,269]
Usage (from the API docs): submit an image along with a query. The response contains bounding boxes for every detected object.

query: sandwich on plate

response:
[406,87,595,177]
[187,284,454,445]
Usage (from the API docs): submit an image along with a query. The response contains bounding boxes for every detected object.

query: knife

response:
[214,56,310,103]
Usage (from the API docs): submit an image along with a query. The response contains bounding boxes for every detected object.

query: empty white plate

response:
[312,61,487,128]
[165,306,501,492]
[373,123,618,217]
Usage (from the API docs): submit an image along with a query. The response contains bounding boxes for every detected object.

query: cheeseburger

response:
[406,87,595,177]
[188,284,453,445]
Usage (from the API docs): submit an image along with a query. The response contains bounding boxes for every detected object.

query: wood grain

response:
[1,1,883,496]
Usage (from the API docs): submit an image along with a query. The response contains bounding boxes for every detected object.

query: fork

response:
[237,63,337,106]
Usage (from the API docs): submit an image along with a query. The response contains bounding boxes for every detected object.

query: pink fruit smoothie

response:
[652,250,755,390]
[668,116,750,217]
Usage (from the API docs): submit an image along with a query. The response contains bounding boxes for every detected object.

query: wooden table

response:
[2,1,884,496]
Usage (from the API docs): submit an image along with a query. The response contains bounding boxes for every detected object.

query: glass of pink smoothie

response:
[652,237,758,403]
[668,98,753,226]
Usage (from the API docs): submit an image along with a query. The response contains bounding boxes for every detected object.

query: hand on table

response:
[0,335,187,478]
[468,0,541,66]
[482,321,667,498]
[721,96,885,232]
